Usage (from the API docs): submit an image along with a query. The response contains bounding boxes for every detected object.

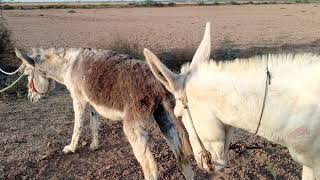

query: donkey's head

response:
[15,48,56,102]
[144,22,229,172]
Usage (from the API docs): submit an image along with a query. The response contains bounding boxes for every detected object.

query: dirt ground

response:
[3,4,320,51]
[1,4,319,179]
[0,92,301,180]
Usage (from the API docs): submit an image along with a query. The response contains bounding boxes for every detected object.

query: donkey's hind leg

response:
[123,117,158,180]
[89,106,100,150]
[154,105,193,180]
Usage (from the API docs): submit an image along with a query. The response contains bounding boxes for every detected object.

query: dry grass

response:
[95,35,320,71]
[2,33,320,98]
[0,15,27,99]
[154,37,320,71]
[93,35,144,60]
[1,0,317,10]
[0,1,167,10]
[108,36,144,60]
[213,38,320,61]
[0,22,17,69]
[1,3,113,10]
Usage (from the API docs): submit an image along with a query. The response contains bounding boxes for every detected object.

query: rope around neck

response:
[181,94,226,170]
[254,59,271,135]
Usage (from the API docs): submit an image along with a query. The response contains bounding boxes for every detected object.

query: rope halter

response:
[0,64,25,93]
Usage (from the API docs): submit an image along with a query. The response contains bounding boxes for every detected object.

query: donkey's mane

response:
[34,48,124,65]
[43,48,110,57]
[203,53,320,72]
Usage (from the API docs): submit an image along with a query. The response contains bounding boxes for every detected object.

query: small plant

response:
[265,162,278,180]
[0,75,27,98]
[0,10,27,99]
[197,0,206,6]
[216,36,237,60]
[167,2,176,6]
[287,0,309,3]
[158,48,195,71]
[230,1,241,5]
[2,5,15,10]
[144,0,155,6]
[213,0,221,5]
[99,3,110,7]
[67,10,76,13]
[105,36,143,60]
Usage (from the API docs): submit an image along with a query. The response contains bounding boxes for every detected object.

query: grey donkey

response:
[11,48,193,180]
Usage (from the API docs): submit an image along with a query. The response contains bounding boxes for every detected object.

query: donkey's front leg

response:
[89,106,100,150]
[63,98,86,154]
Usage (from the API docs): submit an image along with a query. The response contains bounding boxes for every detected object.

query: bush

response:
[0,21,19,70]
[230,1,241,5]
[67,10,77,13]
[197,1,206,6]
[92,36,143,60]
[167,2,176,6]
[0,13,27,98]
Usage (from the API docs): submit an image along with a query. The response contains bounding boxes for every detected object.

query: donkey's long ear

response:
[144,48,178,93]
[190,22,211,68]
[15,48,35,67]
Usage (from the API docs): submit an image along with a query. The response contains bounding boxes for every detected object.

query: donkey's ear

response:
[15,48,35,67]
[190,22,211,68]
[144,48,178,93]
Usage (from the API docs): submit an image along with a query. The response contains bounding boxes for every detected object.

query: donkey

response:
[12,48,193,180]
[144,22,320,179]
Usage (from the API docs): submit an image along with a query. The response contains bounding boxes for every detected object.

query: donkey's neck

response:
[38,49,81,84]
[190,69,285,144]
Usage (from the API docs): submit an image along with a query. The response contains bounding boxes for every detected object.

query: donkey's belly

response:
[91,103,125,121]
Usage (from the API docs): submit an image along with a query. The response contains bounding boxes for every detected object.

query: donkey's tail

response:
[161,96,193,156]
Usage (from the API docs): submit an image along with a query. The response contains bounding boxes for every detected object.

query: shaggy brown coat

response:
[15,48,193,180]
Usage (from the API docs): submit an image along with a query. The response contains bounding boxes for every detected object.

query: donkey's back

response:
[69,49,166,120]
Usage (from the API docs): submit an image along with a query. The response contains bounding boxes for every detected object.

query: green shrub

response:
[197,1,206,6]
[67,10,77,13]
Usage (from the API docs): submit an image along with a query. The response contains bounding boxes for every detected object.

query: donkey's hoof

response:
[89,142,99,151]
[63,145,76,154]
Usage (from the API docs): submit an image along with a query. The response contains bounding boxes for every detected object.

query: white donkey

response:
[144,22,320,179]
[5,48,193,180]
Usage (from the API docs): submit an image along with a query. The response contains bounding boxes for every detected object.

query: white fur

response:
[90,103,125,121]
[144,22,320,179]
[188,54,320,175]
